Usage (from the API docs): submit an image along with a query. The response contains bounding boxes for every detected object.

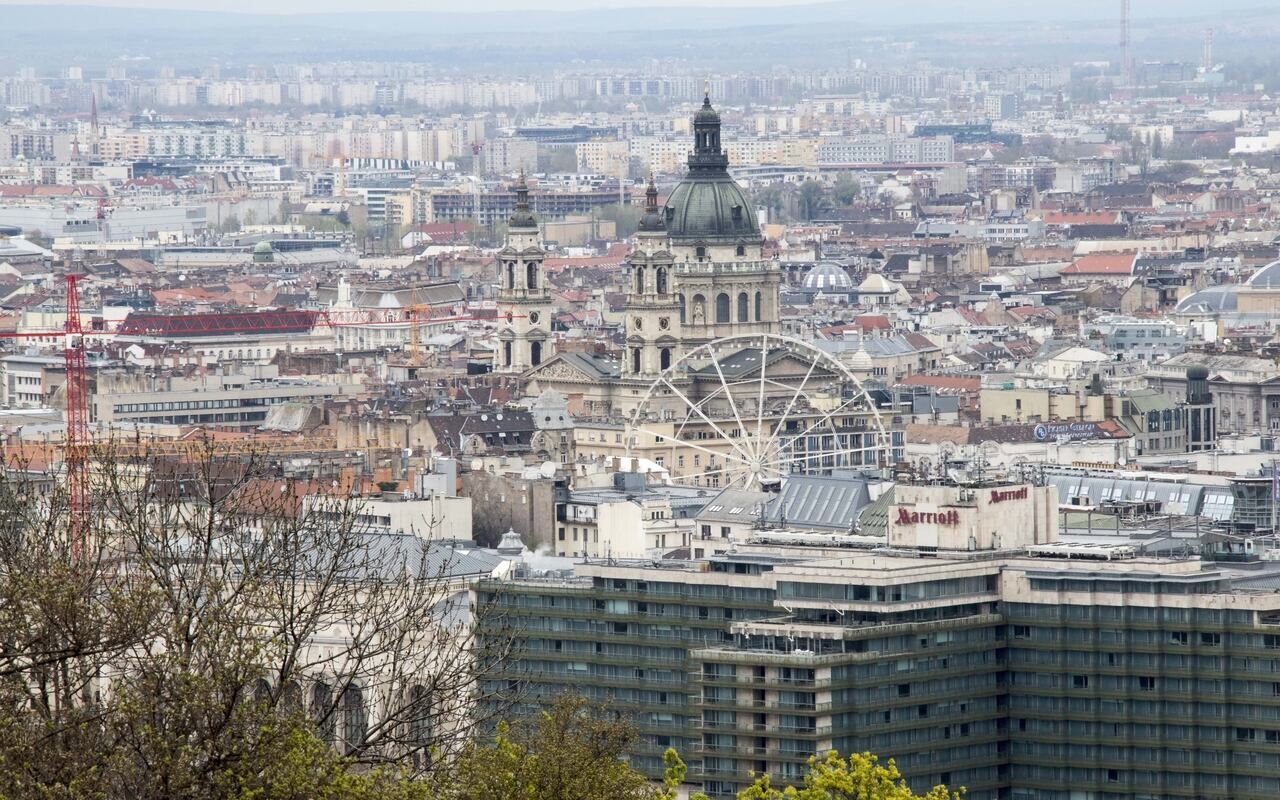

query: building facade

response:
[479,481,1280,800]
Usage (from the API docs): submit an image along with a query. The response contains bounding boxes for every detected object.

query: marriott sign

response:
[896,507,961,526]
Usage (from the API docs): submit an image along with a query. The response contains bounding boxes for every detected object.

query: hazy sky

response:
[1,0,829,10]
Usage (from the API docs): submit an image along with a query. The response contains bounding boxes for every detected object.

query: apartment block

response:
[479,481,1280,800]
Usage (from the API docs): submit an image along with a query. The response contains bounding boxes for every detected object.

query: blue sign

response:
[1033,422,1104,442]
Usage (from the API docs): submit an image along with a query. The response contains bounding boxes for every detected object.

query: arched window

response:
[634,265,645,294]
[526,261,538,290]
[678,293,686,323]
[632,348,641,374]
[715,293,730,323]
[312,681,335,744]
[656,268,667,295]
[253,678,271,706]
[736,244,745,257]
[737,292,749,322]
[503,341,512,367]
[341,685,367,755]
[530,341,542,366]
[408,685,432,769]
[755,291,763,321]
[281,681,303,717]
[696,246,706,259]
[505,261,515,290]
[660,348,672,371]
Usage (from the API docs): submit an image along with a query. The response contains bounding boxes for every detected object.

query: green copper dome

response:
[664,175,758,242]
[663,95,759,243]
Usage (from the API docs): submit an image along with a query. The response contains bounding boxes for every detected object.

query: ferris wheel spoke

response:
[627,334,889,493]
[783,442,888,464]
[780,393,870,451]
[635,427,755,467]
[765,353,821,446]
[671,463,751,487]
[754,333,771,446]
[658,377,755,464]
[709,350,751,461]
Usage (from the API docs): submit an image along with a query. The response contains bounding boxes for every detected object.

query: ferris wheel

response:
[627,333,891,490]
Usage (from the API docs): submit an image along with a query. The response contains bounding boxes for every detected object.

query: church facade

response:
[523,93,780,412]
[513,96,894,485]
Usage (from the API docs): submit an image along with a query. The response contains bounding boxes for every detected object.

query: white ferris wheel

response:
[626,333,892,490]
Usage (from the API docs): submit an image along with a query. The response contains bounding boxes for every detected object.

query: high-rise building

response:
[479,479,1280,800]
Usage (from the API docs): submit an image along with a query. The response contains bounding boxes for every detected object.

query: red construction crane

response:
[0,276,95,557]
[0,296,489,554]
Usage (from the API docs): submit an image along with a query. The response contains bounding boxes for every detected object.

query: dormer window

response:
[735,245,745,257]
[731,205,743,221]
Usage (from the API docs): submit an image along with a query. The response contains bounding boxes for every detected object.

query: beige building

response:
[557,490,693,558]
[979,385,1106,424]
[888,482,1058,551]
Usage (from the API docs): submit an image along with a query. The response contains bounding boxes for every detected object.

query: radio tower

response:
[1203,27,1214,72]
[63,274,89,558]
[1119,0,1132,85]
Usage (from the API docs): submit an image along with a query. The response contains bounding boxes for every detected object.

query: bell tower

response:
[495,173,552,374]
[624,177,681,378]
[663,90,779,346]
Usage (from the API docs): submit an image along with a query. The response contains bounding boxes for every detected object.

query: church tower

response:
[495,174,552,374]
[664,90,779,345]
[623,177,682,377]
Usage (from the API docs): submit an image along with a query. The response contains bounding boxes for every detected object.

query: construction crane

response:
[0,296,486,546]
[63,274,89,556]
[0,275,93,558]
[406,285,430,364]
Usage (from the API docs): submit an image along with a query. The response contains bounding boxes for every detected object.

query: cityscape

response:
[6,1,1280,799]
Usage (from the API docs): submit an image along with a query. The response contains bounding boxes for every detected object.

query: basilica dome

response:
[663,95,761,243]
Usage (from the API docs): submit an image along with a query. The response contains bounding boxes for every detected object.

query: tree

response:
[797,180,828,221]
[443,694,660,800]
[753,184,788,224]
[335,209,351,227]
[0,440,517,798]
[738,750,963,800]
[832,175,859,207]
[595,202,643,238]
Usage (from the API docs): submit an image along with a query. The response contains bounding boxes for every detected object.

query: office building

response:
[479,478,1280,800]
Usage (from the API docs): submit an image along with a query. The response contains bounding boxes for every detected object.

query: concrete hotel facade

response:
[478,482,1280,800]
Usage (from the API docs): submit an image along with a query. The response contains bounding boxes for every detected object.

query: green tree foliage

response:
[831,175,859,207]
[752,184,788,223]
[0,443,514,799]
[738,751,963,800]
[443,694,660,800]
[595,203,643,238]
[797,180,828,221]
